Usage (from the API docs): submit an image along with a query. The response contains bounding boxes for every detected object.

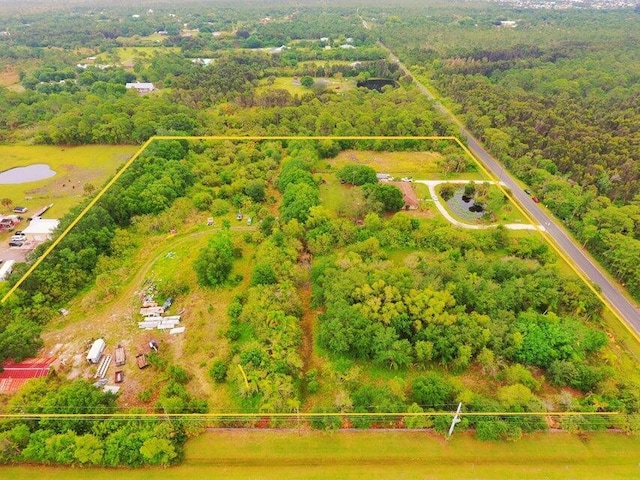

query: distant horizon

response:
[1,0,636,16]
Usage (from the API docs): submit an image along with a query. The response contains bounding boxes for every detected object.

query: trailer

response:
[115,344,126,366]
[136,353,149,369]
[0,260,16,281]
[86,338,106,364]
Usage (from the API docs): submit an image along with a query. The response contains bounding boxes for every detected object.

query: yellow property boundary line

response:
[2,134,637,349]
[0,411,620,420]
[452,137,640,345]
[0,135,449,304]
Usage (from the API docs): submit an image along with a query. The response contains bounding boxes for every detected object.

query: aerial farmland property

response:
[0,0,639,477]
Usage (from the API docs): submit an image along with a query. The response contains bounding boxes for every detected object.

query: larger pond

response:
[356,78,399,91]
[0,164,56,184]
[445,187,485,222]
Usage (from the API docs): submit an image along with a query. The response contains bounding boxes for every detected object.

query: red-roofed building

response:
[0,357,56,394]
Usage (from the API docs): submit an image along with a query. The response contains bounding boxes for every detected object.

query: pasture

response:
[0,145,136,219]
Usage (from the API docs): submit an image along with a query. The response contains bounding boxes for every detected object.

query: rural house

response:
[125,82,155,94]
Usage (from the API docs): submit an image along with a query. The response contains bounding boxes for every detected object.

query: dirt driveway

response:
[0,240,37,263]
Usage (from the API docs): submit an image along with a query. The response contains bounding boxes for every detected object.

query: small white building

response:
[0,260,15,281]
[22,218,59,242]
[87,338,106,364]
[125,82,155,94]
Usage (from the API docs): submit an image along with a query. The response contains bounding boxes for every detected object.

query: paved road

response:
[381,43,640,334]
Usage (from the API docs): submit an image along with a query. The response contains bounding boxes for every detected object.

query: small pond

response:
[0,164,56,184]
[356,78,399,92]
[445,187,485,222]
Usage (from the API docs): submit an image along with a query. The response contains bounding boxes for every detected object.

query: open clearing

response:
[329,149,486,181]
[0,145,136,219]
[2,430,639,479]
[256,76,353,95]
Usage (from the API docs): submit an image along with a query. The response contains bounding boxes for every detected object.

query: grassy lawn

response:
[0,145,136,219]
[328,149,486,181]
[256,76,354,95]
[318,174,347,215]
[2,430,640,479]
[299,60,355,67]
[94,46,179,64]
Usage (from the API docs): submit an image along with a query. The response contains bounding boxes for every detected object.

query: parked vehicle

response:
[401,177,413,182]
[524,189,532,195]
[532,196,540,203]
[12,206,28,214]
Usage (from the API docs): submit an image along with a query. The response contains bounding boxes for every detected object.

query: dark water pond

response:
[356,78,398,91]
[445,188,485,221]
[0,164,56,184]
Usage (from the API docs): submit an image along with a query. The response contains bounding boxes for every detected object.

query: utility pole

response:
[447,402,463,437]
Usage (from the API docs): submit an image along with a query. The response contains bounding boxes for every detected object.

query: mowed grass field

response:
[0,145,136,218]
[328,149,486,181]
[256,76,354,95]
[2,430,640,479]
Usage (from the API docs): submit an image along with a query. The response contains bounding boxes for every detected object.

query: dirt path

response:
[299,283,314,375]
[41,224,257,405]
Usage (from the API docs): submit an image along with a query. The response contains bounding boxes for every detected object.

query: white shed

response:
[87,338,106,364]
[22,218,59,242]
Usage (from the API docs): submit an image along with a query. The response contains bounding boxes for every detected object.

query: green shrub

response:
[210,360,229,383]
[210,198,231,216]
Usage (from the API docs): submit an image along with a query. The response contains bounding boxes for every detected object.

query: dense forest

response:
[378,7,640,299]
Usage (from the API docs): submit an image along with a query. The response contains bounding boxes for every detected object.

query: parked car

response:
[9,240,24,247]
[12,206,28,214]
[401,177,413,183]
[532,196,540,203]
[11,233,26,243]
[524,189,531,195]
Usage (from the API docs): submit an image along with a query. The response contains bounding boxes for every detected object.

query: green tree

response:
[244,180,266,203]
[192,191,214,211]
[251,262,277,286]
[300,76,315,88]
[0,320,43,363]
[411,373,455,409]
[194,230,234,287]
[362,183,405,212]
[336,164,378,186]
[139,437,177,466]
[280,183,320,223]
